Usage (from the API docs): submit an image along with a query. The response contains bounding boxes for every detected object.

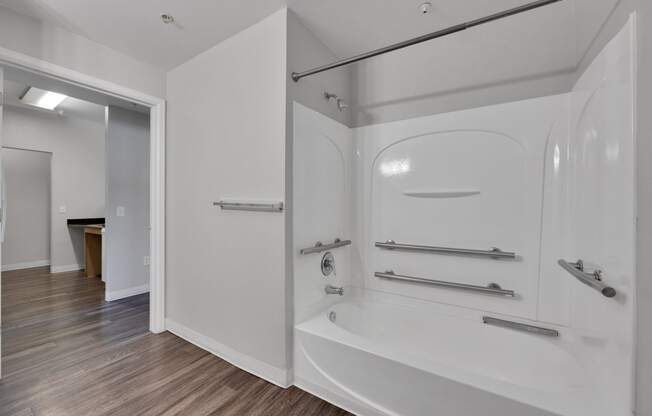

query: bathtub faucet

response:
[325,285,344,296]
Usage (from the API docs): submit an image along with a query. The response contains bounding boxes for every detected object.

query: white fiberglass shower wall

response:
[292,16,636,416]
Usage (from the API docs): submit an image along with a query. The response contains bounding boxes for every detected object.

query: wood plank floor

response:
[1,267,350,416]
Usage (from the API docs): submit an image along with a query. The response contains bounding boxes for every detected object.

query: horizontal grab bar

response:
[375,241,516,260]
[213,201,284,212]
[375,270,515,297]
[300,239,352,255]
[482,316,559,337]
[558,259,616,298]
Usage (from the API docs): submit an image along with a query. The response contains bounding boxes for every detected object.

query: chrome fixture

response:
[161,14,175,24]
[324,92,348,112]
[558,259,617,298]
[375,271,515,297]
[300,238,351,255]
[213,200,283,212]
[328,310,337,323]
[292,0,563,82]
[325,285,344,296]
[321,252,336,277]
[375,240,516,260]
[419,2,433,15]
[483,316,559,337]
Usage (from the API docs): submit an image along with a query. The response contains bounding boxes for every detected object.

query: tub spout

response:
[325,285,344,296]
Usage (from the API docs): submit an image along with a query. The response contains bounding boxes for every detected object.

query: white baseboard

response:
[2,259,50,272]
[50,264,82,273]
[105,284,150,302]
[166,318,290,388]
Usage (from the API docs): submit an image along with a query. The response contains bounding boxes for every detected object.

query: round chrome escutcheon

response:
[328,311,337,323]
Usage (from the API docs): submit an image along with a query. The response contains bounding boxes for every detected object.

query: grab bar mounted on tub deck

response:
[482,316,559,337]
[558,259,617,298]
[375,270,515,297]
[300,238,352,255]
[375,240,516,260]
[213,200,284,212]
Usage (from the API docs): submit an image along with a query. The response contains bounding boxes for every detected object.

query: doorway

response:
[0,57,165,379]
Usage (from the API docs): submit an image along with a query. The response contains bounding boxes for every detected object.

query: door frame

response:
[0,46,167,333]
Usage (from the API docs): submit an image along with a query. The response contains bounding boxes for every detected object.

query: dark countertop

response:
[67,218,105,229]
[67,218,105,226]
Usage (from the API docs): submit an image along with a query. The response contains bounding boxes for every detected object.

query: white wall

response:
[2,106,105,272]
[166,9,289,385]
[285,10,353,368]
[1,148,50,270]
[292,103,352,324]
[354,95,565,320]
[575,2,652,414]
[105,106,150,301]
[0,5,165,98]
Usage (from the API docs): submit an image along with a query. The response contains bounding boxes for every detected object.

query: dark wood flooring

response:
[1,267,350,416]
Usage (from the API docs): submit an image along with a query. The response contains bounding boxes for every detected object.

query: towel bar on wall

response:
[300,238,352,255]
[375,270,515,297]
[213,200,284,212]
[375,241,516,260]
[558,259,617,298]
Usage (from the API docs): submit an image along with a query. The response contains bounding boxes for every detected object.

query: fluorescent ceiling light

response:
[20,87,68,110]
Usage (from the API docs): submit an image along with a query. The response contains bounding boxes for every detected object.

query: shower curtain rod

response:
[291,0,563,82]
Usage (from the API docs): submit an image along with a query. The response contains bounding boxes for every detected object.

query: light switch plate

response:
[117,206,125,217]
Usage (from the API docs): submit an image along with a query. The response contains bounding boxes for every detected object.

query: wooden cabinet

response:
[84,226,103,278]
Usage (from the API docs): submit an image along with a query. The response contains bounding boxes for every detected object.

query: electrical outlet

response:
[143,256,150,266]
[117,206,125,217]
[59,205,67,214]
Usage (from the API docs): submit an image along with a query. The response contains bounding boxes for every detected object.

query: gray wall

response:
[635,4,652,413]
[350,60,574,128]
[2,105,106,272]
[1,148,50,270]
[345,1,622,128]
[105,106,150,301]
[347,16,576,127]
[287,10,352,127]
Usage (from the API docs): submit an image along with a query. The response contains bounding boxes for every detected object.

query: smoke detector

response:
[419,2,432,15]
[161,13,175,24]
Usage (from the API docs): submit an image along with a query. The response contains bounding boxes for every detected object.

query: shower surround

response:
[292,16,636,416]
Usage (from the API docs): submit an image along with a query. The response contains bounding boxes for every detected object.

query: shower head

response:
[324,92,348,112]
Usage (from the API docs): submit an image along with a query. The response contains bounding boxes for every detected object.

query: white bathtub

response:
[294,292,610,416]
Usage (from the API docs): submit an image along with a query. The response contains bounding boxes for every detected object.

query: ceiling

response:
[0,0,619,71]
[0,0,287,70]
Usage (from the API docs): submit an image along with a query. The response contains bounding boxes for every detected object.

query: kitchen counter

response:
[67,218,105,228]
[67,218,105,278]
